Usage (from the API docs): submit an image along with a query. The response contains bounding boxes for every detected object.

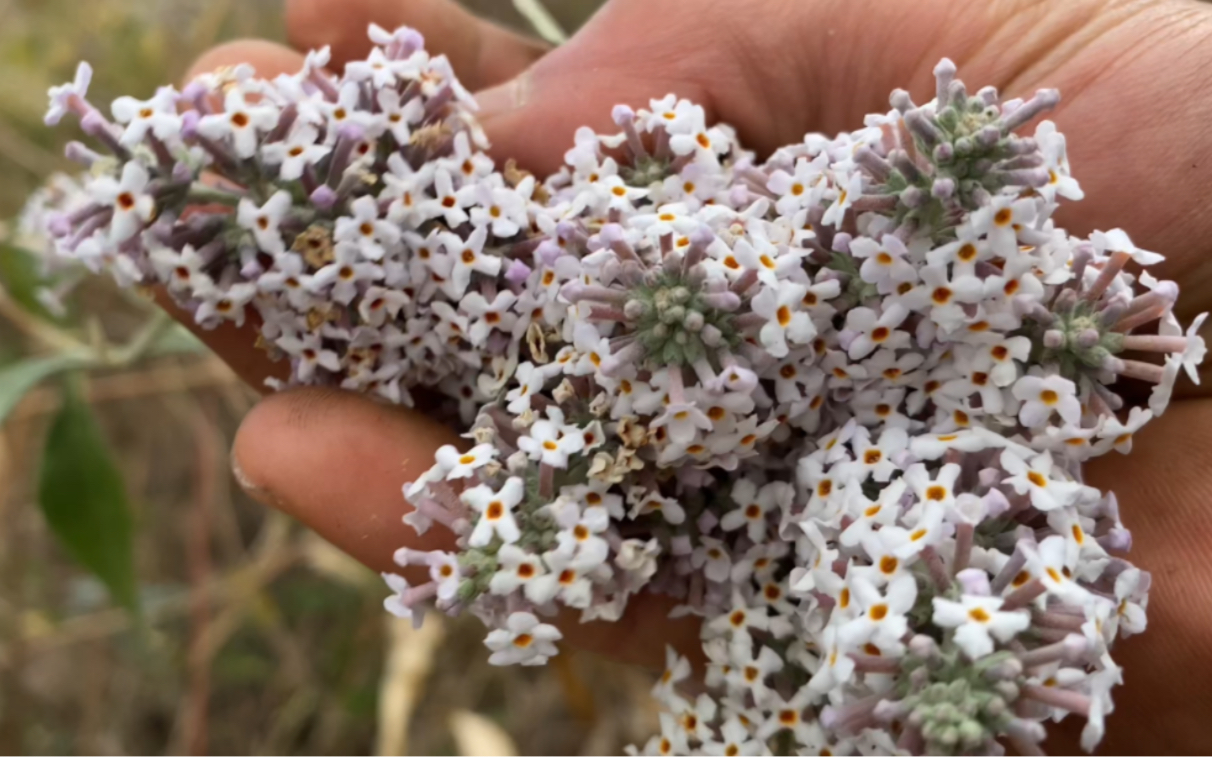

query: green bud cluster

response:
[626,271,738,367]
[898,648,1021,756]
[1029,301,1124,382]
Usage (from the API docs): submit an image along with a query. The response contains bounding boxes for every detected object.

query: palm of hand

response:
[175,0,1212,752]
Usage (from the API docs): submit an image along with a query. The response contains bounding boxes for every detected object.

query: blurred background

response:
[0,0,667,754]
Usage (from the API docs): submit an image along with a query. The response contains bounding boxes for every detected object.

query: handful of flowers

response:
[39,24,1206,755]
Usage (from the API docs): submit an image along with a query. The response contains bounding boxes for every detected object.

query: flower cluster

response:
[39,25,539,413]
[43,30,1206,755]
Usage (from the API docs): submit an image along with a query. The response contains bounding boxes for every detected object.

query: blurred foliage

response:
[0,1,663,755]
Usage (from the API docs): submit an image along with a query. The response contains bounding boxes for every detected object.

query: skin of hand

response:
[162,0,1212,751]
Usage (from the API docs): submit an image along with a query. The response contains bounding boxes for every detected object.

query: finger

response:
[1053,398,1212,754]
[184,39,307,84]
[152,290,285,391]
[473,0,795,178]
[285,0,547,91]
[231,386,701,666]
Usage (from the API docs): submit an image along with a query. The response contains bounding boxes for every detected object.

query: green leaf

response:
[0,353,85,424]
[147,323,205,357]
[38,382,139,613]
[0,242,62,322]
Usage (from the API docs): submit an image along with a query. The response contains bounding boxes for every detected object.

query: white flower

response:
[767,156,825,215]
[720,480,791,542]
[375,87,425,144]
[844,304,909,360]
[89,161,154,243]
[419,168,475,227]
[111,87,183,146]
[752,280,815,358]
[645,95,703,134]
[150,244,211,293]
[1000,449,1083,511]
[197,87,279,158]
[45,62,92,125]
[821,169,861,227]
[276,332,341,382]
[840,479,906,547]
[1159,311,1208,384]
[932,595,1030,659]
[526,549,599,608]
[434,443,497,479]
[807,625,857,697]
[462,477,525,547]
[669,124,730,165]
[1092,228,1164,266]
[484,611,562,666]
[650,401,712,445]
[442,226,501,298]
[1013,374,1081,427]
[357,286,411,327]
[506,362,554,414]
[1035,120,1084,202]
[554,504,611,565]
[839,573,917,652]
[851,234,916,292]
[309,242,383,304]
[237,190,293,255]
[461,290,518,347]
[427,552,462,601]
[971,196,1036,259]
[489,544,546,596]
[1094,406,1152,455]
[701,717,762,757]
[470,182,530,239]
[903,462,961,511]
[732,235,800,288]
[194,281,256,327]
[335,195,401,261]
[261,123,330,180]
[381,573,424,629]
[517,411,586,468]
[1022,535,1089,606]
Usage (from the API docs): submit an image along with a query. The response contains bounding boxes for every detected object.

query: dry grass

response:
[0,1,661,754]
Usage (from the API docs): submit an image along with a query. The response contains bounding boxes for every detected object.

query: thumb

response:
[472,0,750,177]
[232,387,703,667]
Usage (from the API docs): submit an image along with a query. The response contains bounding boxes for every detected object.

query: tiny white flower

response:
[1000,449,1083,511]
[932,595,1030,659]
[276,332,341,382]
[335,195,401,261]
[111,87,183,146]
[489,544,546,597]
[462,477,525,547]
[45,62,93,125]
[426,552,462,601]
[517,410,586,468]
[197,87,279,158]
[261,123,330,180]
[484,611,562,666]
[1013,374,1081,427]
[237,190,293,255]
[1092,228,1164,266]
[89,161,155,243]
[838,573,917,653]
[434,443,497,479]
[752,279,815,358]
[850,234,916,293]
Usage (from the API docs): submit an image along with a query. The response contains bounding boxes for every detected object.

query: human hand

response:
[170,0,1212,752]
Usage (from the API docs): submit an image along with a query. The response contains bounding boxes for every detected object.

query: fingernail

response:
[475,71,530,119]
[231,449,276,505]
